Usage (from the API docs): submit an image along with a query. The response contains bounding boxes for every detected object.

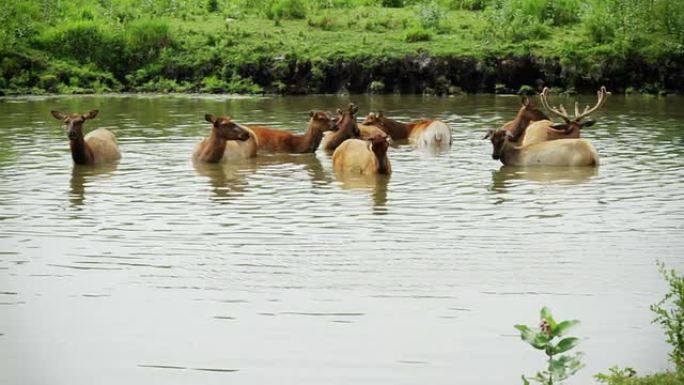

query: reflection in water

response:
[333,171,390,212]
[490,165,598,193]
[192,159,255,201]
[69,163,119,207]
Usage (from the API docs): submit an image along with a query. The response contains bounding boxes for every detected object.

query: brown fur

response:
[322,103,361,152]
[502,98,549,142]
[362,112,451,146]
[51,109,121,165]
[192,114,251,163]
[249,111,336,153]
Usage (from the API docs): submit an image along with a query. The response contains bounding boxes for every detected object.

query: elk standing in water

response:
[193,114,252,163]
[520,86,609,145]
[248,111,337,154]
[321,103,361,152]
[51,110,121,165]
[361,112,451,147]
[501,97,549,144]
[485,128,598,167]
[332,136,391,175]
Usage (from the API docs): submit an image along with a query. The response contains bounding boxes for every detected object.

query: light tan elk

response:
[485,128,599,167]
[193,114,252,163]
[51,110,121,165]
[332,136,391,175]
[520,86,609,146]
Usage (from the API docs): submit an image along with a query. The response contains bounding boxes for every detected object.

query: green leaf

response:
[514,324,531,333]
[553,337,580,354]
[521,374,530,385]
[540,306,557,330]
[556,320,580,336]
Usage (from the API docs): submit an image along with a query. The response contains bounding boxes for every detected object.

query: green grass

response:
[1,0,683,95]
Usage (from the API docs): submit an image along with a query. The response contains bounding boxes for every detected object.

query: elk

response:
[501,96,549,143]
[521,86,609,145]
[361,111,451,147]
[247,111,337,153]
[51,110,121,165]
[332,136,391,175]
[192,114,252,163]
[484,128,599,167]
[321,103,361,152]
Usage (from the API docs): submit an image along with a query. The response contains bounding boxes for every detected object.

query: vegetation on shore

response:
[1,0,683,95]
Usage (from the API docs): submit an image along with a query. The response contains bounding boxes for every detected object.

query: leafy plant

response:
[596,366,682,385]
[650,261,684,373]
[515,307,584,385]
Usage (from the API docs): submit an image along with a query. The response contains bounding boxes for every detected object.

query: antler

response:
[574,86,608,121]
[539,87,571,123]
[540,86,609,122]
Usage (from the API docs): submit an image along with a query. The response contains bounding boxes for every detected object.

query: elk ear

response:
[83,110,99,120]
[51,110,66,120]
[350,105,359,115]
[309,110,315,118]
[377,110,384,118]
[482,129,494,140]
[336,108,342,115]
[521,95,529,106]
[205,114,217,124]
[550,122,567,130]
[581,119,596,128]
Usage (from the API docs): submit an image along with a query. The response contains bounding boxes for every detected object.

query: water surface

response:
[1,94,683,385]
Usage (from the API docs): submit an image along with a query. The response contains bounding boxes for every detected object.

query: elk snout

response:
[238,131,250,141]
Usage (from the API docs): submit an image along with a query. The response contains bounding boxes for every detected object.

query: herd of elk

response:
[53,86,609,174]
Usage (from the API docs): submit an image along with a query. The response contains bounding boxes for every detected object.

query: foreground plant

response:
[650,261,684,373]
[515,307,584,385]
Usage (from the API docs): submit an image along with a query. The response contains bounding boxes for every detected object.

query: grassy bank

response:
[1,0,683,95]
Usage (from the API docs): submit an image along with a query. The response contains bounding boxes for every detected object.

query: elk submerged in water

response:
[248,111,337,154]
[193,114,252,163]
[361,111,451,148]
[51,110,121,165]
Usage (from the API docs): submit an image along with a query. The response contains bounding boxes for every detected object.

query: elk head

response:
[539,86,609,134]
[205,114,250,141]
[51,110,99,140]
[309,110,337,132]
[483,128,508,161]
[336,103,361,137]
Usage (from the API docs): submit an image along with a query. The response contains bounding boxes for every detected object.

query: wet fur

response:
[249,112,335,153]
[332,138,391,175]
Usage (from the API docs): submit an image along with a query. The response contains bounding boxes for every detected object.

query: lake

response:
[1,93,683,385]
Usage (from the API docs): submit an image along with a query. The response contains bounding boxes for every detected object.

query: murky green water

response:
[1,94,683,385]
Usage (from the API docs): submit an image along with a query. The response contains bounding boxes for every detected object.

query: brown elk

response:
[248,111,337,153]
[51,110,121,165]
[192,114,251,163]
[321,103,361,152]
[361,111,451,147]
[501,96,549,143]
[332,136,392,175]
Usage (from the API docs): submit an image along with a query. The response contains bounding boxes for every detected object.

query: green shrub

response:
[596,367,683,385]
[370,80,385,93]
[404,26,433,42]
[307,13,336,31]
[382,0,404,7]
[651,261,684,373]
[515,307,584,385]
[207,0,219,13]
[267,0,307,20]
[441,0,490,10]
[125,19,173,62]
[416,1,445,29]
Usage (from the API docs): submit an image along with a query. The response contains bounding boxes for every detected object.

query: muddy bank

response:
[2,51,683,96]
[239,53,684,95]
